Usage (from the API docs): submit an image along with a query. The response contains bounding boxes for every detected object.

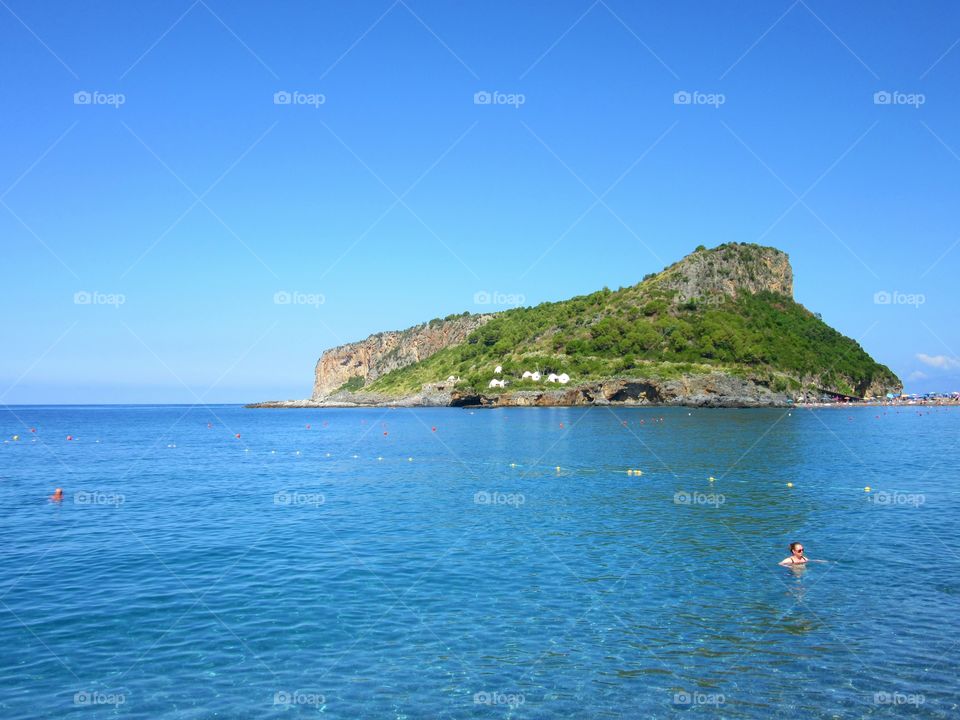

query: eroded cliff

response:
[312,314,493,399]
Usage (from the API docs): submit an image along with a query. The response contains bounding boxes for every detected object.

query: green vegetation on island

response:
[352,243,900,399]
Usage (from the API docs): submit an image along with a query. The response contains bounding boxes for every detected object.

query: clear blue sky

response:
[3,0,960,403]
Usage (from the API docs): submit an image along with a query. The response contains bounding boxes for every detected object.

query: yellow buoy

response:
[556,466,561,472]
[708,476,715,481]
[12,435,18,441]
[786,482,793,488]
[864,486,871,492]
[408,457,413,462]
[636,470,643,476]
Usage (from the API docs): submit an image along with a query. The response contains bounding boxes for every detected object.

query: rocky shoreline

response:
[247,373,792,409]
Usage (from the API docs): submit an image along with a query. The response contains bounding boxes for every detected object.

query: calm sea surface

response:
[1,404,957,718]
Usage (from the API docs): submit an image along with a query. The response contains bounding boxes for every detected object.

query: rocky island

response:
[248,243,901,409]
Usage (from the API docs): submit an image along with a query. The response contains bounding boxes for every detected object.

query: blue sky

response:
[2,0,960,403]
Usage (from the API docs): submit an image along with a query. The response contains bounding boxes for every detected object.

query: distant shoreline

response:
[246,398,958,410]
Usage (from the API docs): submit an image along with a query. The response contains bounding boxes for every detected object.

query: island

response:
[248,243,901,409]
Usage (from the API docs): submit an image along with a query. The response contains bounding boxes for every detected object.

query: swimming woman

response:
[779,542,807,566]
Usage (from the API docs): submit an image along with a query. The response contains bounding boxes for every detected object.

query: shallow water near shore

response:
[1,404,958,718]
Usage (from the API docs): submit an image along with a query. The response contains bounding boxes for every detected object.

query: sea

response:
[1,404,957,718]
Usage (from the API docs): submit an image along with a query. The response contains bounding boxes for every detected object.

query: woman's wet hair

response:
[789,542,802,553]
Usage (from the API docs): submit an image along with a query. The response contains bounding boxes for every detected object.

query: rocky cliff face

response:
[312,314,492,399]
[654,243,793,301]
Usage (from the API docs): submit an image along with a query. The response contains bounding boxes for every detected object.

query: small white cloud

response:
[915,353,960,370]
[908,371,928,381]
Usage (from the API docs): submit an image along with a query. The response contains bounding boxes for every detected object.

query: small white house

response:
[494,365,502,374]
[488,378,506,388]
[546,373,559,383]
[557,373,570,384]
[521,370,534,379]
[446,375,457,382]
[531,371,541,382]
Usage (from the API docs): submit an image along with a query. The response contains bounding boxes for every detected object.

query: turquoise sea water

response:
[1,404,958,718]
